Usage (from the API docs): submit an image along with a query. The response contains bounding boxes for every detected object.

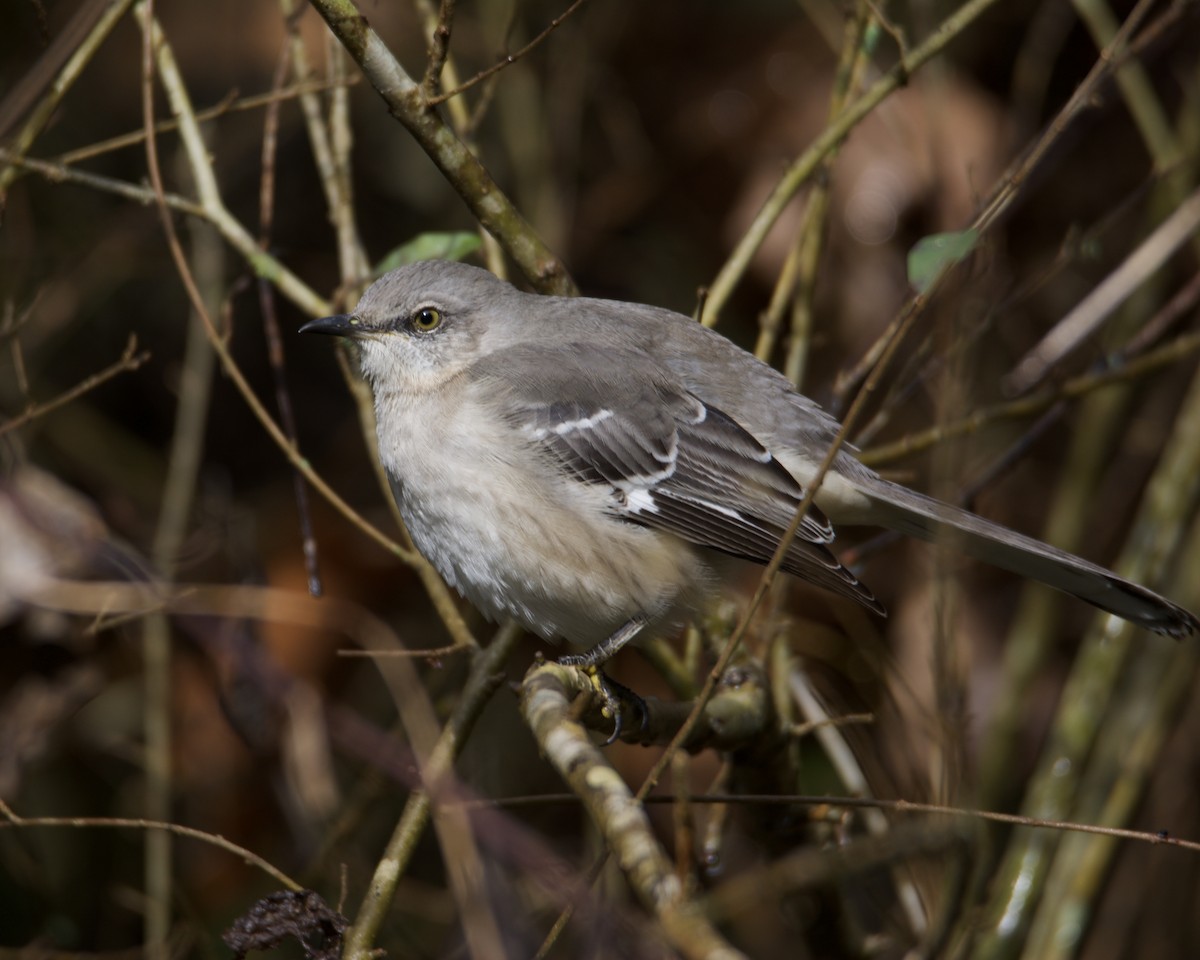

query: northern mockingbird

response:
[302,259,1198,665]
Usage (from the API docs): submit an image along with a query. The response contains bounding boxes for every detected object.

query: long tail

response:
[853,479,1198,638]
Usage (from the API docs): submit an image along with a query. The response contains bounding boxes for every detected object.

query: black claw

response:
[592,669,647,746]
[601,707,623,746]
[556,658,650,745]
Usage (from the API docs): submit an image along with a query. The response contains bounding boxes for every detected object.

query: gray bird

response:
[301,259,1198,666]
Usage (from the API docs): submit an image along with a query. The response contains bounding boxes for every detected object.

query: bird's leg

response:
[557,616,649,744]
[558,615,648,668]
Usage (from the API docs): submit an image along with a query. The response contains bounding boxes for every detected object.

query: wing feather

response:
[477,345,883,615]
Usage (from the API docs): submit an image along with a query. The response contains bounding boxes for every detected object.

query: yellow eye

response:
[411,307,443,332]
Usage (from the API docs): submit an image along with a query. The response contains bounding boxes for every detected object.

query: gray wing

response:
[474,345,883,615]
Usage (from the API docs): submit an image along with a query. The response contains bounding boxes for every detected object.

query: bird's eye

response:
[411,307,443,332]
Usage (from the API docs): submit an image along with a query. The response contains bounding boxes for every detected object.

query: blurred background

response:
[2,0,1200,957]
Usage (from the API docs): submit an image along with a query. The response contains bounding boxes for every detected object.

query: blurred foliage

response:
[374,232,482,276]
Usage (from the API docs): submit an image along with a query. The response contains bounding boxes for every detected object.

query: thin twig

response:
[413,0,471,132]
[788,712,876,738]
[9,339,29,399]
[326,34,371,287]
[54,77,360,167]
[257,42,286,260]
[972,0,1169,236]
[456,790,1200,851]
[0,335,149,437]
[863,0,910,60]
[0,148,204,216]
[1071,0,1185,177]
[280,0,370,291]
[138,7,174,952]
[337,642,474,659]
[425,0,589,106]
[420,0,456,98]
[860,329,1200,466]
[258,39,324,597]
[0,800,301,891]
[143,212,221,955]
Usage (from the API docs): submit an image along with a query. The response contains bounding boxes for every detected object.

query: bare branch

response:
[426,0,589,107]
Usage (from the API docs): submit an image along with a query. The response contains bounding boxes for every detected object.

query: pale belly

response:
[378,397,700,646]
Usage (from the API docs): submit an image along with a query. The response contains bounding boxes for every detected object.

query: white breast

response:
[372,386,702,646]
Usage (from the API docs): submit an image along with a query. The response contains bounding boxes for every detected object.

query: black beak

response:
[300,314,361,337]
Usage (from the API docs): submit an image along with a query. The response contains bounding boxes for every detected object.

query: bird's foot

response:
[557,659,648,745]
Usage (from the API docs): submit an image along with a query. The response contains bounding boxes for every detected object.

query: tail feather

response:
[855,480,1198,638]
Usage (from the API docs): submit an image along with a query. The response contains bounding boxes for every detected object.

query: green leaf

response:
[907,229,979,293]
[374,232,482,275]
